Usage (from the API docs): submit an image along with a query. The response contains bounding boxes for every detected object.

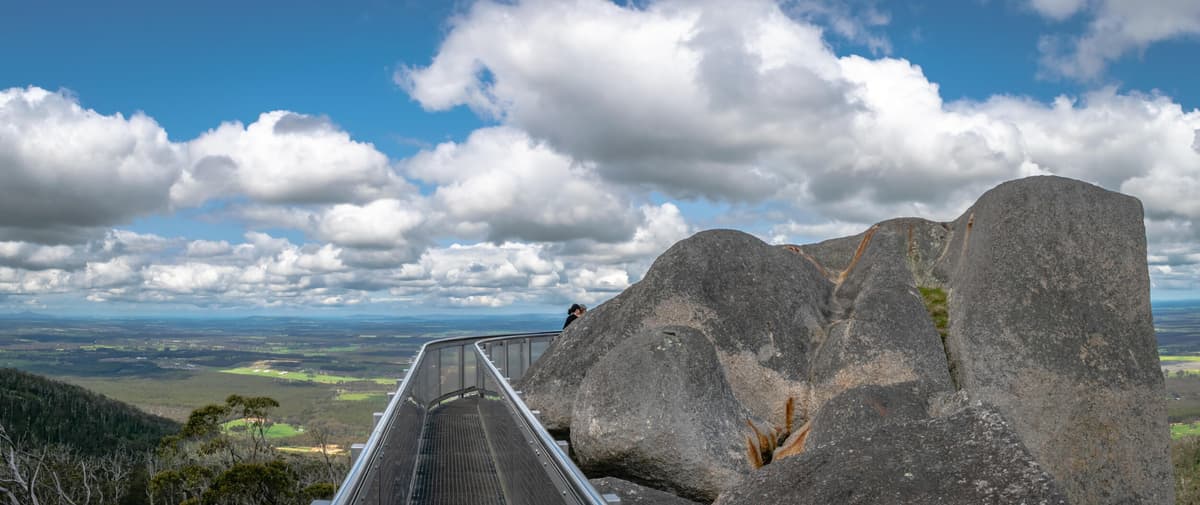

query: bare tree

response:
[0,423,46,505]
[306,423,339,484]
[0,423,140,505]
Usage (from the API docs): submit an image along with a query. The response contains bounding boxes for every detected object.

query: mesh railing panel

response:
[477,371,575,505]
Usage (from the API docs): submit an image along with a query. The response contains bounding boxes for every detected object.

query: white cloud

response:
[418,242,561,289]
[399,0,1031,223]
[4,1,1199,310]
[567,266,630,291]
[144,263,242,294]
[1027,0,1089,20]
[0,87,183,243]
[401,0,814,201]
[405,127,640,243]
[0,267,73,295]
[769,220,870,245]
[558,203,692,266]
[1033,0,1200,80]
[314,199,427,249]
[0,242,82,271]
[83,257,140,289]
[173,111,410,206]
[391,2,948,218]
[186,240,233,257]
[979,89,1200,222]
[783,0,892,54]
[400,0,1199,296]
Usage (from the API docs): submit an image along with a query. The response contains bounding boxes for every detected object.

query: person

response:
[563,303,587,329]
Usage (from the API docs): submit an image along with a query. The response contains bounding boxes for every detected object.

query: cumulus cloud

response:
[5,1,1200,310]
[231,199,430,260]
[0,87,419,248]
[174,111,410,206]
[404,0,1197,223]
[313,199,427,249]
[186,240,233,258]
[768,220,870,245]
[0,242,82,271]
[405,127,640,243]
[1031,0,1200,80]
[0,267,73,296]
[978,89,1200,222]
[400,0,820,201]
[377,241,564,308]
[557,203,692,267]
[0,87,183,243]
[400,0,1199,294]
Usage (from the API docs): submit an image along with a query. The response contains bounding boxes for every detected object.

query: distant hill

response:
[0,368,179,455]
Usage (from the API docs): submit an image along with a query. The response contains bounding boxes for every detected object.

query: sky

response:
[1,0,1198,316]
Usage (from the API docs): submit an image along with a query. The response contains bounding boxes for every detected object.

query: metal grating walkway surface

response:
[410,398,506,505]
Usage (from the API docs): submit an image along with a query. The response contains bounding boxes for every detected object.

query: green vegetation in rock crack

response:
[918,287,949,339]
[745,397,812,469]
[919,286,959,389]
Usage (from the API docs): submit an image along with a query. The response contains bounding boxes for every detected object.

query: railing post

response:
[459,342,466,399]
[435,347,443,400]
[520,338,529,379]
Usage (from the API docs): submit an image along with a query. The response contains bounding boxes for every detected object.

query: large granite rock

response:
[589,477,705,505]
[714,406,1069,505]
[798,217,952,287]
[525,175,1170,504]
[523,229,833,431]
[804,382,935,449]
[939,176,1171,504]
[572,326,749,501]
[805,227,955,413]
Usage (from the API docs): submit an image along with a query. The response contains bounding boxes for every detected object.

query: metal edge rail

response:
[475,335,609,505]
[328,335,435,505]
[328,331,573,505]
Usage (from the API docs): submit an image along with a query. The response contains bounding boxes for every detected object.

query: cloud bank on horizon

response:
[1,0,1198,314]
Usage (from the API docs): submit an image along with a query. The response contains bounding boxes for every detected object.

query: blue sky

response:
[1,0,1198,315]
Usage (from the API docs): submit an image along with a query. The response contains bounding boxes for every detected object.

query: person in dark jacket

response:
[563,303,586,329]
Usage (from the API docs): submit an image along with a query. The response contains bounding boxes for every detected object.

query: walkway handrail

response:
[327,334,452,505]
[329,331,607,505]
[475,335,609,505]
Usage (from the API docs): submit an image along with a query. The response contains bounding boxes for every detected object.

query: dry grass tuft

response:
[744,396,811,470]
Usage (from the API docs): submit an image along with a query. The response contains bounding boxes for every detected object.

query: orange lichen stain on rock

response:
[867,396,890,417]
[783,244,833,281]
[837,225,880,285]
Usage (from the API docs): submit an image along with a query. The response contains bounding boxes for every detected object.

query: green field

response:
[1161,355,1200,362]
[223,418,302,439]
[220,366,396,385]
[336,392,387,401]
[1173,422,1200,439]
[60,369,390,446]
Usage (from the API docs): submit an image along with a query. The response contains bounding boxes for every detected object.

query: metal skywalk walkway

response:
[327,333,613,505]
[411,398,504,505]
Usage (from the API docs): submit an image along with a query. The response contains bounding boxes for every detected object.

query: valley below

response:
[0,313,560,452]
